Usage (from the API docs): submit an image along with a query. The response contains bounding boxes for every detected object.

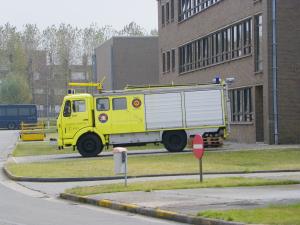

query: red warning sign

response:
[192,134,205,159]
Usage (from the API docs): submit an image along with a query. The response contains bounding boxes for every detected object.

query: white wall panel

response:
[184,90,224,127]
[145,93,183,130]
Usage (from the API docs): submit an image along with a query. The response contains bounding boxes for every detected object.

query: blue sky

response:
[0,0,158,31]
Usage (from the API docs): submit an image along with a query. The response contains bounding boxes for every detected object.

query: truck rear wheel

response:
[7,122,16,130]
[162,130,187,152]
[77,133,103,157]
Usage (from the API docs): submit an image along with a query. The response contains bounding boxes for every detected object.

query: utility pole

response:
[272,0,279,144]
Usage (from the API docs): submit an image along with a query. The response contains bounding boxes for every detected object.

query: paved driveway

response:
[92,184,300,214]
[0,130,19,161]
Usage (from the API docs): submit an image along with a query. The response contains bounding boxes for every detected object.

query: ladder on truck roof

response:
[68,77,106,93]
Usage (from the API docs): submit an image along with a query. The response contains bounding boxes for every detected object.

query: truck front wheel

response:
[77,133,103,157]
[162,130,187,152]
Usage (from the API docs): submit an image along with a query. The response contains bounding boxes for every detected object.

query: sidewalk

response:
[59,172,300,224]
[17,171,300,224]
[83,184,300,214]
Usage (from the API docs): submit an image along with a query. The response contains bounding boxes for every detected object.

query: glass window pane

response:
[63,101,71,117]
[0,108,5,116]
[7,108,18,116]
[72,100,86,113]
[113,98,127,110]
[96,98,110,111]
[19,108,30,116]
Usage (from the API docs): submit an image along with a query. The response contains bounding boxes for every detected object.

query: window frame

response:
[161,5,165,27]
[112,98,127,111]
[162,52,166,73]
[230,88,253,123]
[96,98,110,111]
[179,0,222,22]
[178,17,253,74]
[255,14,263,72]
[72,100,86,113]
[167,51,171,72]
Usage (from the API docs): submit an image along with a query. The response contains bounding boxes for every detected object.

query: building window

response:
[167,51,171,72]
[255,14,263,72]
[171,0,175,22]
[162,5,165,26]
[33,89,44,94]
[166,2,170,24]
[179,0,222,22]
[162,52,166,73]
[71,72,86,81]
[179,17,252,74]
[171,49,176,72]
[33,72,40,81]
[230,88,253,122]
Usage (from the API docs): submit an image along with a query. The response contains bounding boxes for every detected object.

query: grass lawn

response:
[7,148,300,178]
[198,202,300,225]
[12,141,74,157]
[13,140,164,157]
[65,177,299,196]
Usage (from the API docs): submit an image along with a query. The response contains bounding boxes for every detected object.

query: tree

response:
[149,29,158,36]
[22,24,41,54]
[0,73,32,104]
[0,23,27,74]
[42,25,57,64]
[82,24,115,65]
[118,22,146,36]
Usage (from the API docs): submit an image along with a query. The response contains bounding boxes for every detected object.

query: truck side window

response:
[63,100,71,117]
[0,108,5,116]
[72,100,86,113]
[96,98,109,111]
[113,98,127,110]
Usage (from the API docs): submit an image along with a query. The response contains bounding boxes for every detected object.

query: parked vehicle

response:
[57,82,229,157]
[0,104,38,130]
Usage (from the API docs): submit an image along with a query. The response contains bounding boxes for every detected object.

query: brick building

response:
[95,36,159,90]
[157,0,300,144]
[30,52,93,117]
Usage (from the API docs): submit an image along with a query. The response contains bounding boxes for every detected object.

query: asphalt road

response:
[0,130,182,225]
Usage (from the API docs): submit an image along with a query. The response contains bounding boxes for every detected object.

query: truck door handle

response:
[83,119,88,121]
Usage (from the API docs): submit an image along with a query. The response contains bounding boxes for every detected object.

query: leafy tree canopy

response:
[0,73,32,104]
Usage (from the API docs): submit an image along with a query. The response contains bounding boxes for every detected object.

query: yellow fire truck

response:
[57,82,229,157]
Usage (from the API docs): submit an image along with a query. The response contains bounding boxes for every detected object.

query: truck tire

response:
[77,133,103,157]
[7,122,16,130]
[162,130,187,152]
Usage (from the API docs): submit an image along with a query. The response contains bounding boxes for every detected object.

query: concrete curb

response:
[4,165,300,182]
[60,193,245,225]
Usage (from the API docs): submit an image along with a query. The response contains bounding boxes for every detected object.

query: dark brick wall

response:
[158,0,267,143]
[113,37,159,90]
[276,0,300,143]
[95,37,159,90]
[95,39,114,90]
